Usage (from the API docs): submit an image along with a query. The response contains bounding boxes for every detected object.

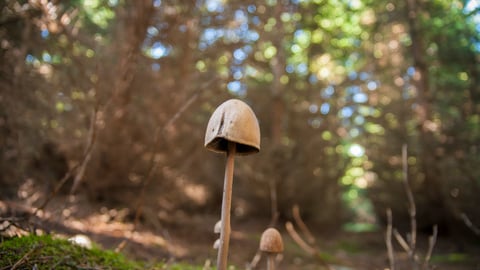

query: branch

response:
[385,208,395,270]
[34,106,98,215]
[285,221,316,255]
[71,106,98,193]
[393,229,411,254]
[460,212,480,236]
[422,225,438,270]
[402,144,417,257]
[292,204,315,244]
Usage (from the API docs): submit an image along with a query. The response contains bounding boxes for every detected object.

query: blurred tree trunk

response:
[83,1,154,194]
[405,0,448,228]
[267,3,287,224]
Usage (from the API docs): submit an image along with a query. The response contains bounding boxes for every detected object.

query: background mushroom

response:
[204,99,260,270]
[213,220,221,249]
[260,228,284,270]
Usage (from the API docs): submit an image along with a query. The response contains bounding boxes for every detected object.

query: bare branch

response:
[292,204,316,245]
[34,106,98,215]
[460,212,480,236]
[402,144,417,257]
[285,221,316,255]
[393,229,411,254]
[268,177,279,227]
[71,106,98,193]
[423,225,438,270]
[385,208,395,270]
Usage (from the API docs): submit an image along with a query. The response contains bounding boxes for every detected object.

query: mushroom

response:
[205,99,261,270]
[213,220,221,249]
[259,228,284,270]
[214,220,222,234]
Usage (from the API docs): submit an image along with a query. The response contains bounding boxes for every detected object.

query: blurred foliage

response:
[0,0,479,236]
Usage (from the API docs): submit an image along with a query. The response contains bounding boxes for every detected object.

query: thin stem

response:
[268,177,279,226]
[267,255,275,270]
[217,141,236,270]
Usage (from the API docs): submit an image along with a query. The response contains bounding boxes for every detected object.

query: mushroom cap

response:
[259,228,284,253]
[205,99,260,155]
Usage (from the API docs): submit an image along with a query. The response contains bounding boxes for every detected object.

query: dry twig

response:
[385,208,395,270]
[34,106,98,215]
[422,225,438,270]
[292,204,315,245]
[70,105,98,193]
[385,144,438,270]
[285,221,316,255]
[460,212,480,236]
[393,229,411,254]
[402,144,417,262]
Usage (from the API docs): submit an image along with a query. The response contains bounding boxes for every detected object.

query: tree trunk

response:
[405,0,448,230]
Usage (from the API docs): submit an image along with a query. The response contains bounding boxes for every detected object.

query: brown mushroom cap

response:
[259,228,284,253]
[204,99,260,155]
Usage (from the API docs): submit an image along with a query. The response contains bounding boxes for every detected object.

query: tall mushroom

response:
[260,228,284,270]
[205,99,261,270]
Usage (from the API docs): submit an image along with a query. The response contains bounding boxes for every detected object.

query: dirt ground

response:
[1,193,479,270]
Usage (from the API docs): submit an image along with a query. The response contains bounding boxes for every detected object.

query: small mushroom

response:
[214,220,221,234]
[213,220,221,250]
[259,228,284,270]
[213,238,220,249]
[205,99,261,270]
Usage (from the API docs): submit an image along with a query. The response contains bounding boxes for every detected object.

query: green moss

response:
[0,234,142,269]
[0,234,205,270]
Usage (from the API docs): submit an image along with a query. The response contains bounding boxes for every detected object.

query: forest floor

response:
[1,194,479,270]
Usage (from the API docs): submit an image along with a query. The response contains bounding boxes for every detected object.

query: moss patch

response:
[0,234,204,270]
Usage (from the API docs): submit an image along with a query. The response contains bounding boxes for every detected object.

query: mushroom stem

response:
[267,255,276,270]
[217,141,236,270]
